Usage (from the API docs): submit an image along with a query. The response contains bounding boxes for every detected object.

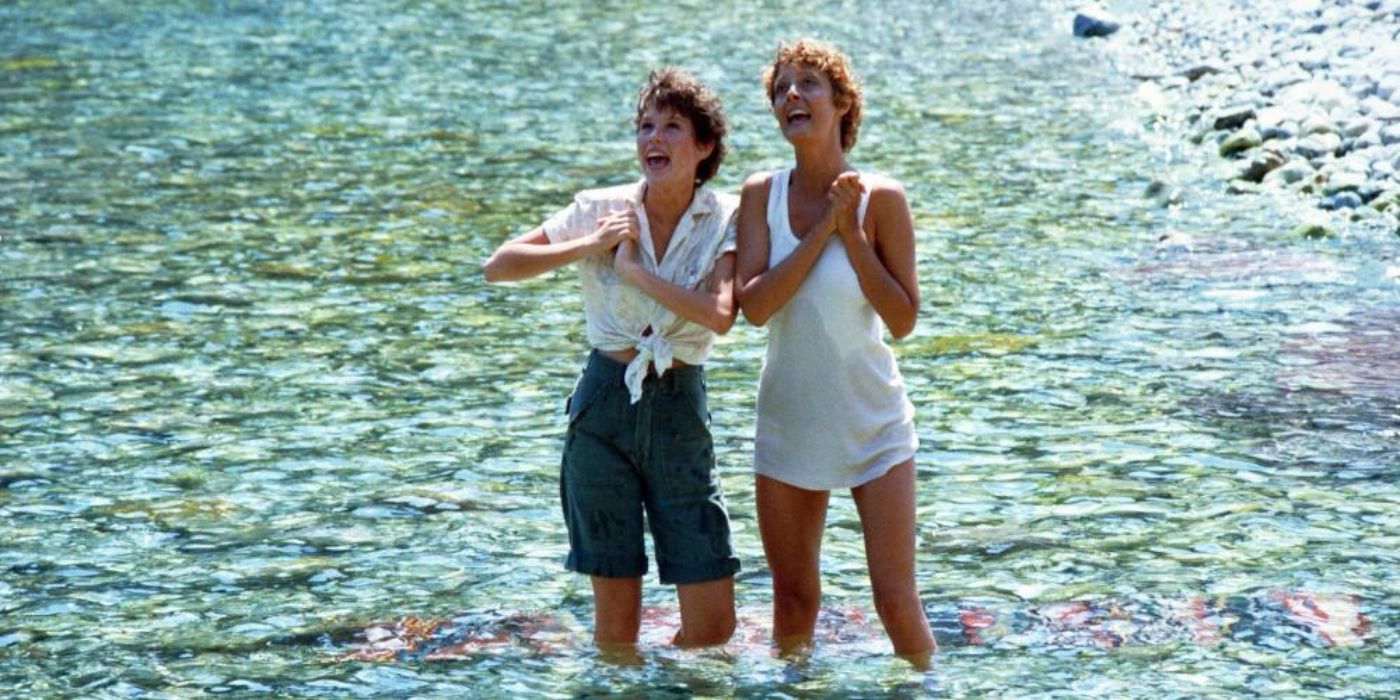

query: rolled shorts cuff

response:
[658,555,740,586]
[566,551,648,580]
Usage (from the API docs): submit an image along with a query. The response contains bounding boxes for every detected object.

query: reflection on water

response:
[2,0,1397,697]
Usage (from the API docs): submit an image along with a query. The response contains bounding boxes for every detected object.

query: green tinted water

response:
[2,0,1397,697]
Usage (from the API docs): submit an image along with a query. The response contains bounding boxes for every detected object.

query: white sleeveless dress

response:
[753,168,918,490]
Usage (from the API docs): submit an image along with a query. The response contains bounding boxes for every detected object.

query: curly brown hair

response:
[634,67,728,186]
[762,38,863,152]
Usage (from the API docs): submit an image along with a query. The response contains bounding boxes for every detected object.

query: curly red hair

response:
[762,38,863,152]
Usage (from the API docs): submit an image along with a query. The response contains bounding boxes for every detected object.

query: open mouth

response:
[645,154,670,169]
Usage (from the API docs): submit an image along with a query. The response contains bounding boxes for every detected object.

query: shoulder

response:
[858,172,906,201]
[859,173,909,215]
[572,182,638,209]
[705,188,740,220]
[740,171,775,200]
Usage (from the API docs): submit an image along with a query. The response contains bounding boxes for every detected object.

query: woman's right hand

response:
[590,206,640,250]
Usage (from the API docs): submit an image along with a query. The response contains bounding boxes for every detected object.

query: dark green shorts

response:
[560,351,740,585]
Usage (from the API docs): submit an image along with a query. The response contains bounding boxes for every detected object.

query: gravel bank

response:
[1077,0,1400,236]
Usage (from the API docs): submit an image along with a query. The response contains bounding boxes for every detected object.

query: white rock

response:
[1361,96,1400,120]
[1277,79,1358,111]
[1267,159,1316,185]
[1296,132,1343,158]
[1337,117,1374,138]
[1301,115,1337,135]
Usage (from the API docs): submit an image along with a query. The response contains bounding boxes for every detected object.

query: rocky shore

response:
[1078,0,1400,237]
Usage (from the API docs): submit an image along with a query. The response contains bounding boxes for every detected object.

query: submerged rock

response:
[1320,191,1364,209]
[1293,222,1337,238]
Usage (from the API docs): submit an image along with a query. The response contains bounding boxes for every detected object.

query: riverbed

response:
[2,0,1397,697]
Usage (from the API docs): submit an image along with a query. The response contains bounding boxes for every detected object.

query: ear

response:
[834,94,852,119]
[696,140,715,162]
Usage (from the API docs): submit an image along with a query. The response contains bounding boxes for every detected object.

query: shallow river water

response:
[2,0,1398,697]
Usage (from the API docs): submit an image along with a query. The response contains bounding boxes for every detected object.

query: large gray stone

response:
[1073,11,1121,38]
[1181,64,1225,82]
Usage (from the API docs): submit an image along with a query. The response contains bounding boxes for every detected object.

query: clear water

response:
[2,0,1397,697]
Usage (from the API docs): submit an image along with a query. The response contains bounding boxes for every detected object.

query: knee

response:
[871,580,922,618]
[774,585,821,617]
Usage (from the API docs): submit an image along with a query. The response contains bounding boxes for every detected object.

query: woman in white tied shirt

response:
[734,38,936,668]
[483,68,740,652]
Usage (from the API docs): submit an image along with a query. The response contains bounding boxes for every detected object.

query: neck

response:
[791,139,850,194]
[642,178,696,224]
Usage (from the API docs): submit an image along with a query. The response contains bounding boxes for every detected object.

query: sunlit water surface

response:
[2,0,1397,697]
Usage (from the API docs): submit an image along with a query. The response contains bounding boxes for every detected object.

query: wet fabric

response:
[541,181,739,403]
[559,351,740,584]
[753,168,918,490]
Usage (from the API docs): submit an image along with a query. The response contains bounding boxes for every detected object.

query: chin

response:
[782,129,813,146]
[643,169,686,188]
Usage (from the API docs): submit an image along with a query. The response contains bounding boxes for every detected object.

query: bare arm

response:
[836,177,920,338]
[734,173,854,326]
[615,243,737,334]
[481,211,635,282]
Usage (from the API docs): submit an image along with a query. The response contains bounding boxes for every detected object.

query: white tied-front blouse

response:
[542,180,739,403]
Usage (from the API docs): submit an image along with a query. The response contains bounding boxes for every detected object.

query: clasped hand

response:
[593,205,640,250]
[825,172,865,245]
[593,206,646,285]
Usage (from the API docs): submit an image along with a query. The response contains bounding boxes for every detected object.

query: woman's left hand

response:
[831,172,867,247]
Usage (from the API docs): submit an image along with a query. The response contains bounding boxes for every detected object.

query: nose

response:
[784,84,800,102]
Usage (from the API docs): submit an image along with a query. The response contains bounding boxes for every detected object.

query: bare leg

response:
[756,474,829,655]
[591,575,642,660]
[673,575,736,647]
[851,459,935,668]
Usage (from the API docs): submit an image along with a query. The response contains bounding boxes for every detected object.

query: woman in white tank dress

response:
[734,38,935,666]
